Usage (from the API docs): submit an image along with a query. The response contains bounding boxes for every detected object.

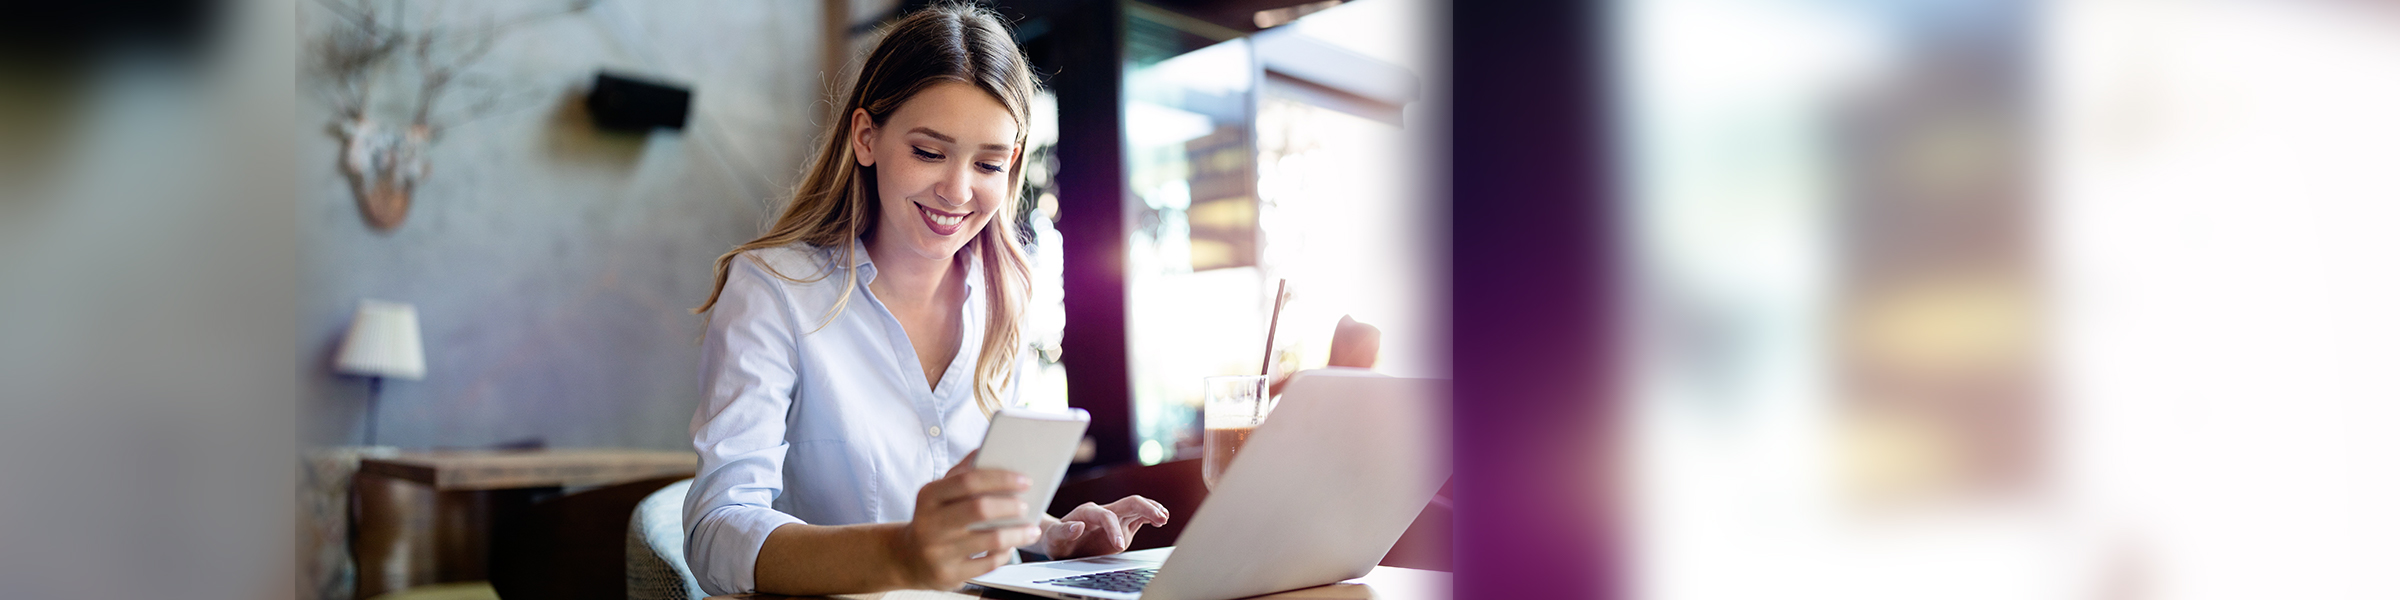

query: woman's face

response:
[852,81,1020,264]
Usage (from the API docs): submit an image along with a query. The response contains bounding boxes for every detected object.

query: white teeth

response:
[925,207,963,227]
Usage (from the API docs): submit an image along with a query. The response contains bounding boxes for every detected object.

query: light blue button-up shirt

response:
[683,239,1013,596]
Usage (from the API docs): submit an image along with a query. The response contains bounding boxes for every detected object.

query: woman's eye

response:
[912,148,943,161]
[976,162,1006,174]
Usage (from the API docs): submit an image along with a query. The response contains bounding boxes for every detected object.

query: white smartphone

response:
[967,407,1090,531]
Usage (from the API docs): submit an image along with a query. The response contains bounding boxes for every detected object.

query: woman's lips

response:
[918,203,969,236]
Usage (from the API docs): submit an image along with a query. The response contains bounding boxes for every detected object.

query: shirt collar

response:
[962,245,984,298]
[843,237,984,297]
[844,237,876,285]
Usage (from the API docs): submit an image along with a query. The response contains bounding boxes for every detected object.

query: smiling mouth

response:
[918,203,970,235]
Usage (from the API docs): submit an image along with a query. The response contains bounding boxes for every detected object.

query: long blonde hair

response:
[696,3,1037,416]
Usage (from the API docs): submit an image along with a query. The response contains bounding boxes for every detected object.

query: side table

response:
[352,449,697,599]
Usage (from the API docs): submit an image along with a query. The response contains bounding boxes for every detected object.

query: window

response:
[1120,0,1439,465]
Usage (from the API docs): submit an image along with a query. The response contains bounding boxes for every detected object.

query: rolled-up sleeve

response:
[684,256,807,596]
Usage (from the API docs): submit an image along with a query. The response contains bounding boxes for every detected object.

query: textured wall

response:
[297,1,827,449]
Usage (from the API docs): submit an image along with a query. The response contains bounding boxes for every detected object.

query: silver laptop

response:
[969,370,1449,600]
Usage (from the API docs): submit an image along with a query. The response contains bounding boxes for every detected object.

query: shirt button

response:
[929,425,942,437]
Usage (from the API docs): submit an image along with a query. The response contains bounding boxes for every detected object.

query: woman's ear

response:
[849,107,877,167]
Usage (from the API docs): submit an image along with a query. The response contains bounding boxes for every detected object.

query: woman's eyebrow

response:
[907,126,1014,152]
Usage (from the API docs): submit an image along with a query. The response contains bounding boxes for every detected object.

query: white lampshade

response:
[335,299,425,380]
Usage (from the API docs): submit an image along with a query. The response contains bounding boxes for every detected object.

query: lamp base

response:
[364,376,383,447]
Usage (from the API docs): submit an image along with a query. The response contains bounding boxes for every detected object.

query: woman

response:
[683,5,1167,596]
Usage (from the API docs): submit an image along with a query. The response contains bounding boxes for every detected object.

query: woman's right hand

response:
[891,451,1043,590]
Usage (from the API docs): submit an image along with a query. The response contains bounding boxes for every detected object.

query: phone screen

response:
[968,407,1089,530]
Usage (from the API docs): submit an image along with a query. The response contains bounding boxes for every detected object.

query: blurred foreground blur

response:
[1623,0,2400,599]
[1,0,295,597]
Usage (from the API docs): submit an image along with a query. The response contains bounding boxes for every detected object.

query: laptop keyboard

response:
[1036,567,1159,593]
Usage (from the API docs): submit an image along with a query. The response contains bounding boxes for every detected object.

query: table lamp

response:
[336,299,424,447]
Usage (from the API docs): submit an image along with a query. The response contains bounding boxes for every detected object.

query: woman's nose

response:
[936,166,972,208]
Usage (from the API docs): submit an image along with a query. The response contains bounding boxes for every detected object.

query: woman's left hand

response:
[1039,496,1170,559]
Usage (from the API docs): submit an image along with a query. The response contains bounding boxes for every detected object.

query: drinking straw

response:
[1260,279,1289,379]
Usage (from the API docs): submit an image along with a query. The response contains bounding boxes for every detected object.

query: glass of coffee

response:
[1201,374,1273,490]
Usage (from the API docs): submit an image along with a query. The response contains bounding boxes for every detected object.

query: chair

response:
[1268,314,1382,398]
[626,479,705,600]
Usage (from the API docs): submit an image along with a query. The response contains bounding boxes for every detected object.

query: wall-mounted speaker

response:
[586,72,691,131]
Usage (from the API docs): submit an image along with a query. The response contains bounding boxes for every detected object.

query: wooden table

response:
[353,448,698,599]
[704,565,1450,600]
[359,448,699,490]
